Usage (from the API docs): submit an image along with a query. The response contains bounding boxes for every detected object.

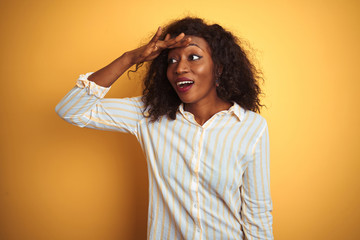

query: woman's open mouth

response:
[176,80,194,92]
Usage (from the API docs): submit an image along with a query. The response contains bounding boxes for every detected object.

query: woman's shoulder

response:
[242,108,268,129]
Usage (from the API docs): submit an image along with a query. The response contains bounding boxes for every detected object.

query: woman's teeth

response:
[177,81,194,88]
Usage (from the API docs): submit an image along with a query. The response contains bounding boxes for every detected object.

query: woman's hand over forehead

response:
[128,27,191,65]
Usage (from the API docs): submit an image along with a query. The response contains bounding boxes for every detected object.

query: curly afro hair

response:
[141,17,264,122]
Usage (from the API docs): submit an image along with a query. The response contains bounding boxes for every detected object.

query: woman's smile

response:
[175,77,194,92]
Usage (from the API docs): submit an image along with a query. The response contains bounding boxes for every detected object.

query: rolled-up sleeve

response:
[240,123,273,239]
[55,72,143,135]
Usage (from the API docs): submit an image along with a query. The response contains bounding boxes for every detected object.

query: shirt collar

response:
[178,102,244,122]
[227,102,244,121]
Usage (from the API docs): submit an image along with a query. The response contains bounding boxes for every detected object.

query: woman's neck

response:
[184,98,232,126]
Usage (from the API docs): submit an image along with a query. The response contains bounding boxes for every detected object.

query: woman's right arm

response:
[55,28,190,134]
[87,27,190,88]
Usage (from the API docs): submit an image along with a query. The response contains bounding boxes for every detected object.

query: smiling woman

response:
[55,17,273,240]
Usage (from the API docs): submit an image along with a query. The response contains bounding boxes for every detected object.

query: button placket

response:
[192,126,204,239]
[191,157,197,171]
[194,226,201,239]
[190,176,198,191]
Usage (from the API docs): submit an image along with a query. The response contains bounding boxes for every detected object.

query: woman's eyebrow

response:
[187,43,203,51]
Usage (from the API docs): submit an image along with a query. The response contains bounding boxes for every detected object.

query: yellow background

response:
[1,0,359,239]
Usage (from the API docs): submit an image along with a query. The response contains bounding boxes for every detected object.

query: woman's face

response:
[167,36,218,105]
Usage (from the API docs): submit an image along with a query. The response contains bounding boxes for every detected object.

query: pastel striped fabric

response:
[56,73,273,240]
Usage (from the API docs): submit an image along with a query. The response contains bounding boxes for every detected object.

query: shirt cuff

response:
[76,72,111,98]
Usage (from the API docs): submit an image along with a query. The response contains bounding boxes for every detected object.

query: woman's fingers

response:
[140,29,192,62]
[150,27,162,43]
[174,32,186,42]
[148,27,161,51]
[155,33,191,50]
[170,36,191,48]
[165,33,185,47]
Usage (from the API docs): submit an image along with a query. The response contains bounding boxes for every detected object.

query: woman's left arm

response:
[240,122,273,239]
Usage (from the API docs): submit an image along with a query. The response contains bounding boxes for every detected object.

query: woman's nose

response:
[175,59,189,75]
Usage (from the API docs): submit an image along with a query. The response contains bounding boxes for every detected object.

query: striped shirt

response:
[55,72,273,240]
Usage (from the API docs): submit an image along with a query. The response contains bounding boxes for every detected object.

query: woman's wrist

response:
[123,50,139,66]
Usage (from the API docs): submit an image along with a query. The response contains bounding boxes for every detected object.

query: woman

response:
[56,17,273,240]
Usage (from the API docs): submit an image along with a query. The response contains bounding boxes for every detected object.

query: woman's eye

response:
[189,55,201,61]
[168,58,177,64]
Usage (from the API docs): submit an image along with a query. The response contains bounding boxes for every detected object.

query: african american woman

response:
[56,17,273,240]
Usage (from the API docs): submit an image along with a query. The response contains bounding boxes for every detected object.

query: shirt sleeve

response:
[55,72,144,136]
[240,122,273,239]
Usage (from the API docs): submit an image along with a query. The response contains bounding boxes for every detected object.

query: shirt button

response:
[194,203,198,208]
[190,178,198,191]
[196,228,201,233]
